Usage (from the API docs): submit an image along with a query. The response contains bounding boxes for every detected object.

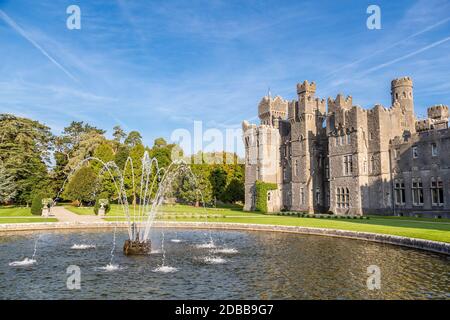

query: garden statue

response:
[41,198,53,217]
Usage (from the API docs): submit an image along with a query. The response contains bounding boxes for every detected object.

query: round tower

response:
[391,76,413,107]
[391,76,415,133]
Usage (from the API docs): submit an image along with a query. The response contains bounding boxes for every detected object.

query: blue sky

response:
[0,0,449,156]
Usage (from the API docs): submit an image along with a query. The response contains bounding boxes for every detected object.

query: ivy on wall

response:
[255,180,278,213]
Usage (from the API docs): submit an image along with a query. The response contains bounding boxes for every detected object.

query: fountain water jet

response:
[53,151,214,256]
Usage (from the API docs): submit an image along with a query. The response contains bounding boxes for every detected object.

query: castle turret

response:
[391,76,415,134]
[258,95,288,127]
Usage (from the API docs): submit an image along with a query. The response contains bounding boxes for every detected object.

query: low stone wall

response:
[0,221,448,255]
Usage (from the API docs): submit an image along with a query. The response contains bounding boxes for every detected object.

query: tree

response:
[0,114,53,204]
[114,144,130,170]
[124,131,142,147]
[63,166,98,205]
[223,178,244,203]
[209,167,228,201]
[66,131,106,172]
[153,137,167,148]
[30,194,43,215]
[112,125,126,143]
[0,163,17,203]
[92,142,116,200]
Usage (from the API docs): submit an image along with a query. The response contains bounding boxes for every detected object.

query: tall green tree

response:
[0,114,53,204]
[63,166,98,205]
[124,131,142,147]
[0,162,17,203]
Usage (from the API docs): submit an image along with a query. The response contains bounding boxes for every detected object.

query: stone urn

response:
[41,198,53,217]
[97,199,109,216]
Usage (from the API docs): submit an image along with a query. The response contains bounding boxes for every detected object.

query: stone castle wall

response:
[243,77,450,217]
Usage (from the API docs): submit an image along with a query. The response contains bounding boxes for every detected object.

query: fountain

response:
[53,151,211,257]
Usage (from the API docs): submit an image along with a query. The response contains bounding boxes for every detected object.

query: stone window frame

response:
[343,154,353,176]
[394,179,406,205]
[370,155,376,174]
[411,178,424,206]
[315,187,321,205]
[431,177,444,206]
[412,146,419,159]
[300,187,305,205]
[431,142,438,157]
[336,187,350,208]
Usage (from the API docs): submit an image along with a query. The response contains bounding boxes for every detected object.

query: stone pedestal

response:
[123,240,151,255]
[98,208,105,216]
[42,208,50,217]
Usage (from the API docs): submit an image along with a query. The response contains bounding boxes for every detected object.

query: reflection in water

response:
[0,229,448,299]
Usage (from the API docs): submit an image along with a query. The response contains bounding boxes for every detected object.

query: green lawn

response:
[63,205,96,215]
[0,206,58,223]
[34,204,450,243]
[0,206,34,216]
[65,203,246,216]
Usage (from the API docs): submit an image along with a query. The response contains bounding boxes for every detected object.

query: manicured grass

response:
[66,203,246,217]
[102,207,450,243]
[0,206,34,216]
[0,206,58,223]
[63,205,96,215]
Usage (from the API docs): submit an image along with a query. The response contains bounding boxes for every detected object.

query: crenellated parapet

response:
[391,76,413,89]
[427,104,449,120]
[296,80,316,95]
[258,95,288,126]
[327,93,353,113]
[415,118,435,132]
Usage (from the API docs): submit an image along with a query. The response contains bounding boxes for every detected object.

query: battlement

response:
[427,104,449,120]
[391,76,413,88]
[327,94,352,111]
[297,80,316,95]
[416,118,434,132]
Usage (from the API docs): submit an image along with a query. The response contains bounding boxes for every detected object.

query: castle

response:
[242,77,450,217]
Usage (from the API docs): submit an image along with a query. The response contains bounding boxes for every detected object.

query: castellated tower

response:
[242,95,288,211]
[288,81,328,213]
[391,76,416,134]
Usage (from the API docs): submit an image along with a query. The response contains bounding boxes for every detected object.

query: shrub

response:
[30,194,43,215]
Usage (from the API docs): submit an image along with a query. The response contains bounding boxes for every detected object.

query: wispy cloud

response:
[361,36,450,75]
[0,9,78,82]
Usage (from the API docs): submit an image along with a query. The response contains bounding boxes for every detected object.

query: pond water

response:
[0,229,449,299]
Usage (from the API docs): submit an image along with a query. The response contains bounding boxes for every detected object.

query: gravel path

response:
[50,206,105,223]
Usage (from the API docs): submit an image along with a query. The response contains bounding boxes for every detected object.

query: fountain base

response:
[123,239,151,255]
